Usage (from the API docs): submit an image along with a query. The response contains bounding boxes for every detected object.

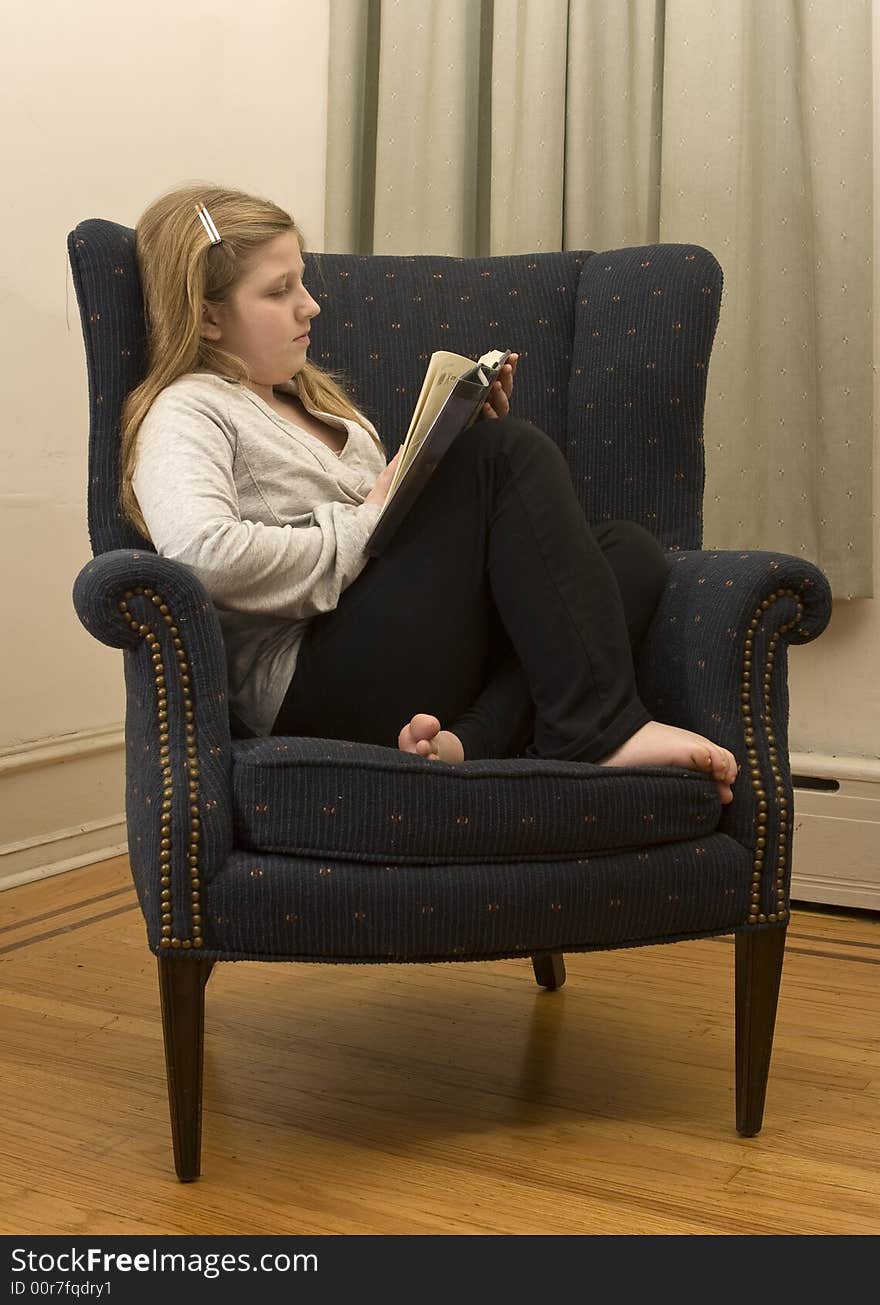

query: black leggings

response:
[272,416,667,761]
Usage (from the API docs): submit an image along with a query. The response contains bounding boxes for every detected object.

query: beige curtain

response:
[326,0,873,596]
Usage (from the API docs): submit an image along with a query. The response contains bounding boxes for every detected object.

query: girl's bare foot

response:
[601,720,738,804]
[398,713,465,763]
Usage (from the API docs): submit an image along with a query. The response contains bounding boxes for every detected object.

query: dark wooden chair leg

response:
[532,951,566,990]
[157,957,214,1182]
[735,927,786,1137]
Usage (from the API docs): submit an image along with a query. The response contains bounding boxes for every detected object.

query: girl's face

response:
[201,230,320,385]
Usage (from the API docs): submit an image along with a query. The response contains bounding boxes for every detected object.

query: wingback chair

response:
[68,220,832,1182]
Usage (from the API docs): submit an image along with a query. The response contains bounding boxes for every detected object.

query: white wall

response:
[0,1,330,885]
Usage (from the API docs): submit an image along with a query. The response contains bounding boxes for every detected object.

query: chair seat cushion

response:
[232,737,721,863]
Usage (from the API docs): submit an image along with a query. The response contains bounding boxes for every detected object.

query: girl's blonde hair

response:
[120,182,382,540]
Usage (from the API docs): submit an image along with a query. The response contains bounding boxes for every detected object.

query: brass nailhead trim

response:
[119,587,203,950]
[741,587,804,926]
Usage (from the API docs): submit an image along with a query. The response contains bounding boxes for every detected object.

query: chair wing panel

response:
[68,220,151,556]
[567,243,723,550]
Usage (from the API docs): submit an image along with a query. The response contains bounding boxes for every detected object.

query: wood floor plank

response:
[0,856,877,1235]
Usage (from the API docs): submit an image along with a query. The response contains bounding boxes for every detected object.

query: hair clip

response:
[196,203,221,245]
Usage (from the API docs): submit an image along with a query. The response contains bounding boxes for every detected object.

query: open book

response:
[364,347,511,556]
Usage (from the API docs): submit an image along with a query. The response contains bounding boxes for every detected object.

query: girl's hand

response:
[365,446,404,506]
[481,353,519,420]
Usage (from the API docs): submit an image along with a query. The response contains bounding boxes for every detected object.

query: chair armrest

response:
[72,549,234,952]
[636,548,832,924]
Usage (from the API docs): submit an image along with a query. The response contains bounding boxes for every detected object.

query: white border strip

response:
[789,752,880,784]
[2,842,129,893]
[0,725,124,776]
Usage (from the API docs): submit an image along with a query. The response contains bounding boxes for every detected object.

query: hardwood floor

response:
[1,855,877,1235]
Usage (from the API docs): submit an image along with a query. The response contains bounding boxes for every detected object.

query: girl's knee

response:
[601,520,669,596]
[477,414,566,463]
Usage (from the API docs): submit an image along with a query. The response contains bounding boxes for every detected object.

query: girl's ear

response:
[199,302,223,342]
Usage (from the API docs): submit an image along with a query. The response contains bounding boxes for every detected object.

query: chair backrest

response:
[68,221,721,556]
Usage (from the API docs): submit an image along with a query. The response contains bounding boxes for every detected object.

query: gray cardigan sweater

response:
[132,371,386,736]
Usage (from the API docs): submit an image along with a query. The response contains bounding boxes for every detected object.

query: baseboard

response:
[790,752,880,911]
[1,830,129,891]
[0,725,127,892]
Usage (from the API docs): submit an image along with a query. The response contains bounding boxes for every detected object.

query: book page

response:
[387,349,507,499]
[365,346,511,549]
[388,351,472,496]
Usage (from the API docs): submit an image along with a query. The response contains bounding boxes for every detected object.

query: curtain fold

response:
[325,0,873,595]
[489,0,569,253]
[563,0,665,250]
[660,0,873,596]
[326,0,378,254]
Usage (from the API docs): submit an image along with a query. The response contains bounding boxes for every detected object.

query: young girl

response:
[124,184,738,802]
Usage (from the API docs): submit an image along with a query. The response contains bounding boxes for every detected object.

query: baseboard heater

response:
[791,774,839,792]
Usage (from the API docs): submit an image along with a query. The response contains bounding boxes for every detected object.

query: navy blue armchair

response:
[69,221,831,1181]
